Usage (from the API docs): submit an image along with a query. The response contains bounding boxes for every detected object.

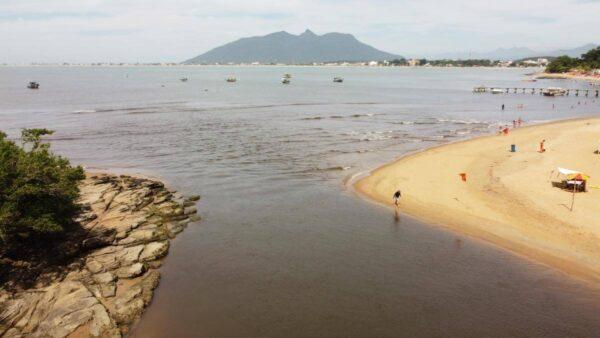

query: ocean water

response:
[1,66,599,337]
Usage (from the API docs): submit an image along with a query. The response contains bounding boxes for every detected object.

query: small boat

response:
[282,78,291,84]
[180,77,188,82]
[490,88,503,94]
[27,82,40,89]
[473,86,486,93]
[333,77,344,83]
[283,74,292,79]
[543,87,566,97]
[226,77,237,83]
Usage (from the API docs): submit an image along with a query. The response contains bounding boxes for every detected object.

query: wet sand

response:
[355,117,600,282]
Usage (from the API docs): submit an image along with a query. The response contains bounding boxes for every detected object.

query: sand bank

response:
[355,118,600,282]
[535,72,600,82]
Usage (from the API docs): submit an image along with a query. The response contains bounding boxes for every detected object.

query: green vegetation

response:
[0,129,85,251]
[546,47,600,73]
[426,59,500,67]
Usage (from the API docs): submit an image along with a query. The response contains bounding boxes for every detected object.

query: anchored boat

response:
[542,87,566,97]
[226,77,237,83]
[282,78,291,84]
[27,82,40,89]
[333,77,344,83]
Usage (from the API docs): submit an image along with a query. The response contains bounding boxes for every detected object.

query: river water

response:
[1,66,599,337]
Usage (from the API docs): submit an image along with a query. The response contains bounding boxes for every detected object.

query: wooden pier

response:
[473,86,600,97]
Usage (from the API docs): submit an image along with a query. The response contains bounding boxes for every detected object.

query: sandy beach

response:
[355,117,600,282]
[535,72,600,82]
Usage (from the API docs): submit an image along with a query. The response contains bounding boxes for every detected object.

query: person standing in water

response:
[393,190,401,207]
[501,104,505,111]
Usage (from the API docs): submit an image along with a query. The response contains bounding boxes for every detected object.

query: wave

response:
[72,109,97,114]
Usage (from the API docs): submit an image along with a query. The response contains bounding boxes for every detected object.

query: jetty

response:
[473,86,599,97]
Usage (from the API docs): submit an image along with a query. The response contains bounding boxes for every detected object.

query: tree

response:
[0,129,85,250]
[581,47,600,69]
[545,55,579,73]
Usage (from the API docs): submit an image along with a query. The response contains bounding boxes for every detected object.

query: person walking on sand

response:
[539,139,546,153]
[393,190,401,207]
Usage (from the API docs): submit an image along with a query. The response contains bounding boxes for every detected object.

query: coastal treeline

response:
[0,129,84,253]
[546,47,600,73]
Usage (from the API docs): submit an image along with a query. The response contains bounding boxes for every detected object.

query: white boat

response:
[542,87,566,97]
[491,88,503,94]
[226,77,237,83]
[333,77,344,83]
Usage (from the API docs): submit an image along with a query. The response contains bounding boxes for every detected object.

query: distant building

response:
[407,59,420,67]
[368,61,379,66]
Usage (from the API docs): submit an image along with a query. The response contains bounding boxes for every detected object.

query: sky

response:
[1,0,599,63]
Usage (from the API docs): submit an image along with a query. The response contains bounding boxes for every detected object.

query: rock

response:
[130,217,147,229]
[139,241,169,262]
[121,245,145,264]
[1,174,198,336]
[100,282,116,298]
[116,263,145,279]
[86,260,104,274]
[153,194,169,204]
[89,304,112,337]
[187,195,201,202]
[189,214,201,222]
[118,229,159,246]
[115,231,128,240]
[93,272,115,284]
[82,236,108,250]
[184,206,197,215]
[166,223,184,237]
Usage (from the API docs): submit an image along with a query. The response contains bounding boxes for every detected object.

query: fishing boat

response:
[226,77,237,83]
[333,77,344,83]
[490,88,503,94]
[282,78,291,84]
[542,87,566,97]
[27,82,40,89]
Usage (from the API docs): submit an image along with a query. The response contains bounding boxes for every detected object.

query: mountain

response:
[432,43,598,61]
[184,29,401,64]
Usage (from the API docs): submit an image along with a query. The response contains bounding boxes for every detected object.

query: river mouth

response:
[2,66,600,337]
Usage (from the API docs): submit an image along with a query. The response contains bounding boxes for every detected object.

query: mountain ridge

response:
[431,43,598,60]
[184,29,401,64]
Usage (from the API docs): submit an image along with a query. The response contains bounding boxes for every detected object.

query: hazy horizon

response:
[1,0,599,63]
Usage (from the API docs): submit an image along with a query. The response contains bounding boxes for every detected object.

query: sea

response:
[1,66,599,337]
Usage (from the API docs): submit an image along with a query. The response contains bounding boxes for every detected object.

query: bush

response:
[546,55,579,73]
[0,129,85,250]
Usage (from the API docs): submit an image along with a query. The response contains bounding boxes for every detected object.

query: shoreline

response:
[535,72,600,82]
[0,173,200,337]
[354,117,600,283]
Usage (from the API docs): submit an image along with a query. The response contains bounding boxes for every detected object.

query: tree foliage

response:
[546,47,600,73]
[0,129,85,250]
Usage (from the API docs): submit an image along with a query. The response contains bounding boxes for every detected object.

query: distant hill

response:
[433,43,598,61]
[184,29,401,64]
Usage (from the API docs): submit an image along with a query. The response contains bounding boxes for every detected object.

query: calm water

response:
[1,66,599,337]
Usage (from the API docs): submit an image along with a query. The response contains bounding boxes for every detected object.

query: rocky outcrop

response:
[0,174,200,337]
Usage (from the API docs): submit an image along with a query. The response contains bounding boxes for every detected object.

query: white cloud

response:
[0,0,598,63]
